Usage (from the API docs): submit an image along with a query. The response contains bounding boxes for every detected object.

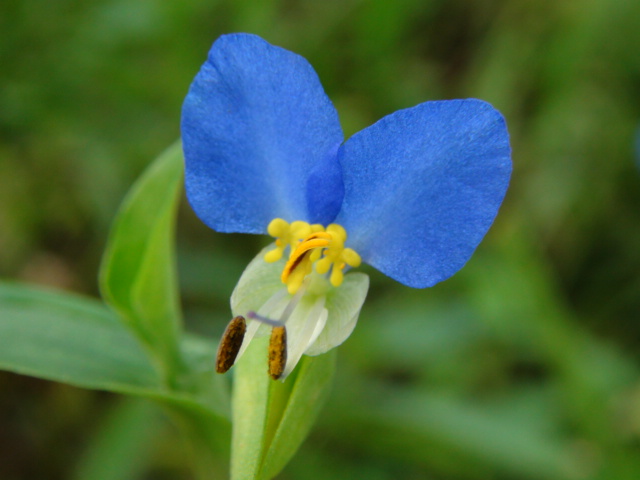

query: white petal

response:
[281,296,326,378]
[308,308,328,350]
[231,245,289,361]
[304,272,369,356]
[234,318,263,362]
[231,245,285,317]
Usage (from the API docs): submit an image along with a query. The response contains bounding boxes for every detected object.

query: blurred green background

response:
[2,0,640,478]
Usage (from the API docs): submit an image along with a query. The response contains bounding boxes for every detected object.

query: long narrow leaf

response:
[0,282,159,391]
[259,351,336,480]
[99,141,184,385]
[0,282,229,417]
[0,282,231,477]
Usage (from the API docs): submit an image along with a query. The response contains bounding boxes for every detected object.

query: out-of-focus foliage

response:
[2,0,640,479]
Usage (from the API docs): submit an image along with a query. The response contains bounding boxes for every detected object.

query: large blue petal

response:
[181,34,344,234]
[335,99,511,288]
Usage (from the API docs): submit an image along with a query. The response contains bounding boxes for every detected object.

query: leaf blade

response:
[99,141,185,383]
[0,282,232,478]
[260,351,336,480]
[0,282,160,392]
[0,282,230,417]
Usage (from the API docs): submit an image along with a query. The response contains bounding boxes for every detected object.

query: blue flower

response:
[181,33,511,379]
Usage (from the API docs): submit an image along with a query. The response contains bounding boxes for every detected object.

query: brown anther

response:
[268,326,287,380]
[215,316,246,373]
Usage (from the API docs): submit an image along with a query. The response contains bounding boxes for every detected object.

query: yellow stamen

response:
[264,219,322,263]
[315,224,361,287]
[265,218,361,294]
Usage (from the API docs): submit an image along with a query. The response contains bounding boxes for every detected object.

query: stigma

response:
[265,219,361,294]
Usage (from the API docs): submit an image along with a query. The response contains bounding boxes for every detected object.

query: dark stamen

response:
[215,316,246,373]
[268,326,287,380]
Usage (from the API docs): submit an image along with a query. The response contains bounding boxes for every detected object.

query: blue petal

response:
[335,99,511,288]
[181,34,344,234]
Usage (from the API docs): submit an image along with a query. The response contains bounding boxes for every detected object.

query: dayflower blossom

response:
[181,33,511,379]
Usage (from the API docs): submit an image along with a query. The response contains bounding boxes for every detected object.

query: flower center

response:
[265,218,361,294]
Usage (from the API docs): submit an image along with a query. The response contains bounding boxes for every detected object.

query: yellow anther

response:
[341,248,361,266]
[264,218,360,294]
[265,218,320,263]
[264,248,285,263]
[267,218,290,238]
[330,266,344,287]
[313,223,360,287]
[316,244,361,287]
[289,221,314,246]
[326,223,347,243]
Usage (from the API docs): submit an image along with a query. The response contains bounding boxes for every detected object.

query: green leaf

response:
[0,281,229,411]
[0,282,231,478]
[99,141,184,385]
[231,336,336,480]
[73,398,161,480]
[260,350,336,479]
[0,282,159,392]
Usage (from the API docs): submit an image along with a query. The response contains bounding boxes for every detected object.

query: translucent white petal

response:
[281,296,326,378]
[308,308,328,351]
[234,319,263,362]
[231,245,287,361]
[304,272,369,356]
[231,245,286,317]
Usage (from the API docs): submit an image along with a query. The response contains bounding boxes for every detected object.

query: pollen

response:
[266,218,361,294]
[268,326,287,380]
[264,219,323,263]
[315,224,361,287]
[215,315,247,373]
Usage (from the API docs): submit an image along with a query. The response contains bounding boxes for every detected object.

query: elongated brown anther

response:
[216,316,246,373]
[268,326,287,380]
